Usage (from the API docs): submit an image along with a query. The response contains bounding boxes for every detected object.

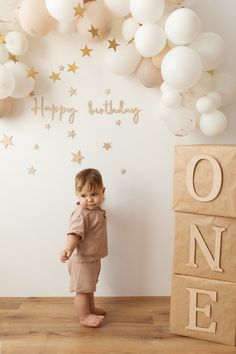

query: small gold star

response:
[74,3,85,17]
[9,53,18,63]
[27,66,39,79]
[105,89,111,95]
[29,91,35,97]
[80,45,93,57]
[45,124,51,130]
[71,150,84,164]
[121,168,127,175]
[49,71,61,83]
[103,142,112,151]
[28,166,37,175]
[116,120,122,126]
[108,38,120,52]
[68,130,77,138]
[0,34,6,44]
[88,25,99,38]
[59,65,65,71]
[67,62,79,74]
[68,87,77,96]
[0,134,13,149]
[33,144,39,150]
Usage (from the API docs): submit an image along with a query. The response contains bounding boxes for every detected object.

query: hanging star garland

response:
[67,62,79,74]
[27,67,39,79]
[71,150,84,164]
[0,134,14,149]
[28,166,37,175]
[67,130,77,138]
[49,71,61,83]
[108,38,120,52]
[88,25,100,39]
[103,142,112,150]
[80,45,93,57]
[74,3,85,17]
[68,87,77,96]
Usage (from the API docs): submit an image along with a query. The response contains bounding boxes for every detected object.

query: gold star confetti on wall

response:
[33,144,39,150]
[68,87,77,96]
[28,166,37,175]
[0,34,6,44]
[9,54,18,63]
[121,169,127,175]
[74,3,85,17]
[71,150,84,164]
[0,134,13,149]
[67,62,79,74]
[59,65,65,71]
[103,142,112,150]
[67,130,77,138]
[108,38,120,51]
[81,45,93,57]
[45,124,51,130]
[116,120,122,126]
[27,67,39,79]
[88,25,99,38]
[49,71,61,83]
[105,89,111,95]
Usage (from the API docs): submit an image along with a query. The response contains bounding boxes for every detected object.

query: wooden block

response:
[170,274,236,346]
[173,145,236,218]
[173,212,236,282]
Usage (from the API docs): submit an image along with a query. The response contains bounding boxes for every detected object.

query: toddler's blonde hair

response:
[75,168,103,193]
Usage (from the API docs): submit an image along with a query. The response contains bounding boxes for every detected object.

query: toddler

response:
[60,168,108,327]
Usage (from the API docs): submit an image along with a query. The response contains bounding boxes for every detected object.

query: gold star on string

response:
[29,91,35,97]
[80,45,93,57]
[121,168,127,175]
[28,166,37,175]
[71,150,84,164]
[105,89,111,95]
[103,142,112,151]
[108,38,120,52]
[59,65,65,71]
[33,144,39,150]
[0,34,6,44]
[27,66,39,79]
[116,120,122,126]
[68,62,79,74]
[9,53,18,63]
[49,71,61,83]
[74,3,85,17]
[68,130,77,138]
[0,134,13,149]
[45,124,51,130]
[68,87,77,96]
[88,25,99,38]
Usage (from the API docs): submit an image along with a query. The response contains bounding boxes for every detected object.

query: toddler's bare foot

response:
[80,314,104,328]
[92,307,106,315]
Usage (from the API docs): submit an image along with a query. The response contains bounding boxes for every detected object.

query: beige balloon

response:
[152,44,170,69]
[19,0,57,37]
[136,59,163,88]
[77,1,112,42]
[0,97,13,118]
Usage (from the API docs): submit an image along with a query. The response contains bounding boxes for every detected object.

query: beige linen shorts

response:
[68,258,101,294]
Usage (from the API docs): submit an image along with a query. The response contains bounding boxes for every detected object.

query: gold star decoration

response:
[27,66,39,79]
[59,65,65,71]
[71,150,84,164]
[28,166,37,175]
[0,34,6,44]
[121,169,127,175]
[45,124,51,130]
[68,130,77,138]
[49,71,61,83]
[33,144,39,150]
[68,87,77,96]
[67,62,79,74]
[103,142,112,151]
[88,25,99,38]
[108,38,120,52]
[29,91,35,97]
[9,53,18,63]
[80,45,93,57]
[105,89,111,95]
[74,3,85,17]
[116,120,122,126]
[0,134,13,149]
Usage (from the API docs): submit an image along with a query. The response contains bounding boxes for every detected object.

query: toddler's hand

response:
[60,249,73,263]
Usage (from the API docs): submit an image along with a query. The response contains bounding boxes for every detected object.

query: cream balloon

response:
[104,0,130,17]
[4,61,34,98]
[105,43,141,76]
[130,0,165,24]
[135,24,166,58]
[190,32,225,71]
[19,0,57,37]
[161,46,202,91]
[207,91,222,108]
[165,106,196,136]
[191,72,214,97]
[0,45,9,64]
[122,17,139,42]
[160,82,177,94]
[165,8,201,45]
[136,59,163,88]
[196,96,216,114]
[0,64,15,99]
[161,90,182,108]
[199,110,227,136]
[213,72,236,106]
[5,31,28,55]
[0,97,13,118]
[45,0,83,22]
[152,44,170,69]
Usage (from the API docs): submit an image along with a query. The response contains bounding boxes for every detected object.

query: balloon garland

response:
[0,0,235,137]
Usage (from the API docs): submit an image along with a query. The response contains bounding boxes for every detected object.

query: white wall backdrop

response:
[0,0,236,296]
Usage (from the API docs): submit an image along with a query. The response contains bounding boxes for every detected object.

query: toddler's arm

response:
[60,233,80,263]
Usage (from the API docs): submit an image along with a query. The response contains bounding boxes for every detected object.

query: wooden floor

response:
[0,297,235,354]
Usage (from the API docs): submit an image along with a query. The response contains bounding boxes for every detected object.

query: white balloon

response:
[105,43,141,75]
[213,72,236,106]
[165,106,196,136]
[0,64,15,99]
[0,45,9,64]
[5,31,28,56]
[165,8,201,45]
[104,0,130,17]
[191,72,214,97]
[45,0,83,22]
[196,96,216,114]
[207,91,222,108]
[190,32,225,71]
[130,0,165,24]
[161,46,202,91]
[56,21,76,35]
[199,110,227,136]
[161,91,182,108]
[160,82,177,93]
[122,17,139,42]
[135,24,166,58]
[4,61,34,98]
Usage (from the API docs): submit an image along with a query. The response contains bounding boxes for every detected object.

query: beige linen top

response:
[67,203,108,262]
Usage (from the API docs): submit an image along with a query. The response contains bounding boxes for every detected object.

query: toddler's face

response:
[77,184,105,210]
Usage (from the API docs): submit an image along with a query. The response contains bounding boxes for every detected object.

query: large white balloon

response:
[135,24,166,58]
[213,72,236,106]
[190,32,225,71]
[165,8,201,45]
[165,106,196,136]
[5,31,28,56]
[104,0,130,17]
[45,0,83,22]
[0,45,9,64]
[161,46,202,91]
[0,64,15,99]
[122,17,140,42]
[105,43,141,75]
[130,0,165,24]
[199,110,227,136]
[161,91,182,108]
[4,61,34,98]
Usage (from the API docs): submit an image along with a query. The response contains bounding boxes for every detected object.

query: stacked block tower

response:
[170,145,236,346]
